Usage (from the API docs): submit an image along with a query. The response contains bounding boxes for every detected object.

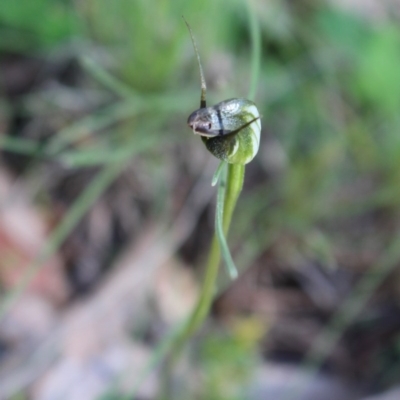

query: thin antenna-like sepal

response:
[183,16,207,108]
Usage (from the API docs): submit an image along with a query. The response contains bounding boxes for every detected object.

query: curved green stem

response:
[215,162,238,279]
[195,163,244,330]
[171,163,244,350]
[161,165,244,399]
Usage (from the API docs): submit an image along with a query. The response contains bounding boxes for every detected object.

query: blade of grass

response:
[247,0,261,101]
[46,91,194,156]
[0,128,161,322]
[80,56,138,99]
[0,136,42,155]
[46,100,141,155]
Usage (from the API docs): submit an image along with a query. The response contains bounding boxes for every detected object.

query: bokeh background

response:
[1,0,400,399]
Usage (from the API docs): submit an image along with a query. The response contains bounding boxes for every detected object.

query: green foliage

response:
[356,25,400,115]
[78,0,241,92]
[0,0,80,51]
[194,318,263,400]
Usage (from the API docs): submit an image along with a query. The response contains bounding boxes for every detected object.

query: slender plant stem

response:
[161,165,244,400]
[193,161,243,323]
[176,164,244,344]
[247,0,261,101]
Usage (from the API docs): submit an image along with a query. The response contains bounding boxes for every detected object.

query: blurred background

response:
[1,0,400,399]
